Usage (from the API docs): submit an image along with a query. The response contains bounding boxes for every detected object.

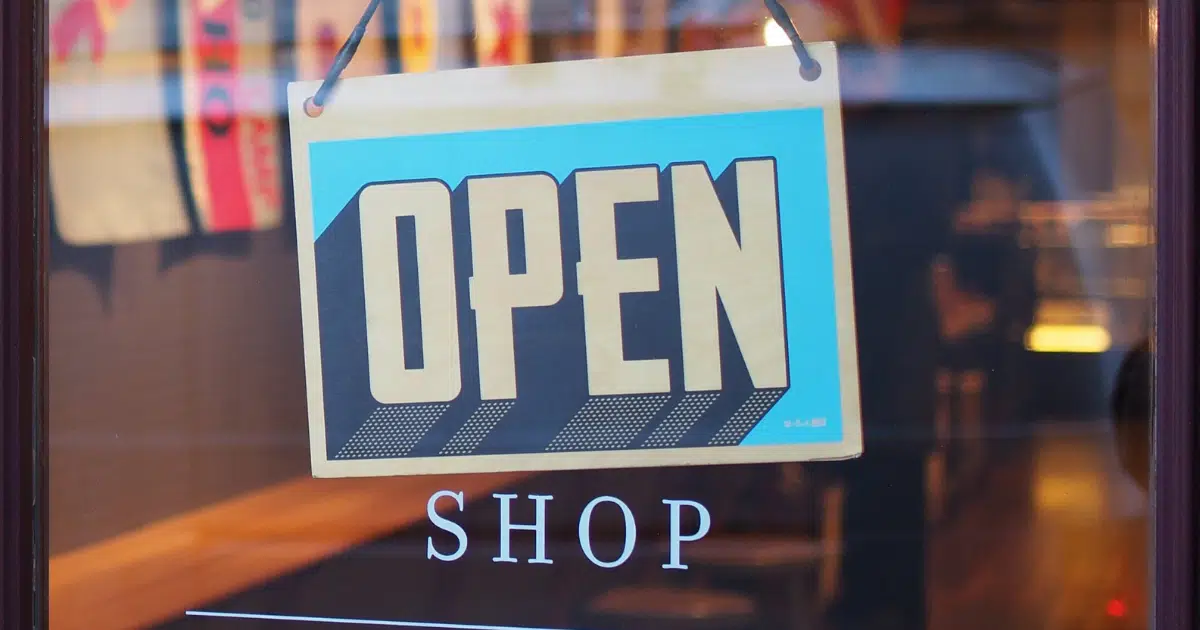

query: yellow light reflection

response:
[1024,324,1112,354]
[764,20,790,46]
[1035,475,1104,514]
[1033,442,1108,516]
[1106,223,1152,247]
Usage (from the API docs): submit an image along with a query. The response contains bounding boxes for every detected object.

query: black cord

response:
[304,0,821,116]
[303,0,384,117]
[764,0,822,80]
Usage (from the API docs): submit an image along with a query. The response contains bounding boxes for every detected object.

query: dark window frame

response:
[0,0,1194,628]
[0,0,48,627]
[1153,0,1197,627]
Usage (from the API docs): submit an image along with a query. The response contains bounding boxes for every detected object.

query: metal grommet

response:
[798,58,823,81]
[303,96,324,118]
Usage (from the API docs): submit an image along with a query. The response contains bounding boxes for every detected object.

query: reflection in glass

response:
[47,0,1154,629]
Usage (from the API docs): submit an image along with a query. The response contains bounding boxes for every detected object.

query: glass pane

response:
[47,0,1155,629]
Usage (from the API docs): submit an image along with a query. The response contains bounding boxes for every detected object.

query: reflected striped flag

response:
[593,0,624,58]
[294,0,392,80]
[630,0,668,55]
[472,0,531,66]
[51,0,134,62]
[175,0,284,234]
[48,0,193,246]
[48,191,116,310]
[809,0,909,43]
[399,0,437,72]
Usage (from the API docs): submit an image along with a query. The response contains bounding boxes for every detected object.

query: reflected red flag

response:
[472,0,530,66]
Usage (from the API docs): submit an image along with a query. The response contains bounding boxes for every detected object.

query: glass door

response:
[0,0,1186,628]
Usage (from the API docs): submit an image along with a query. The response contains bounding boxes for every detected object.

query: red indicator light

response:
[1106,599,1127,618]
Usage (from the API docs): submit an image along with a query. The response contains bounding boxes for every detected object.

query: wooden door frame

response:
[0,0,48,627]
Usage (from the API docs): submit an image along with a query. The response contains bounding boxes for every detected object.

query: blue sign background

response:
[308,107,847,448]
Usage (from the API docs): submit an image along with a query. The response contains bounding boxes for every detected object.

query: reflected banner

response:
[288,45,863,477]
[47,0,194,245]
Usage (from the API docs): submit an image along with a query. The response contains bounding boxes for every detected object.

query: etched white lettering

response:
[493,493,554,564]
[662,498,711,569]
[578,495,637,568]
[427,490,468,561]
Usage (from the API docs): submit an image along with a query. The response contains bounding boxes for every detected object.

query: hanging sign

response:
[48,0,193,245]
[287,44,863,478]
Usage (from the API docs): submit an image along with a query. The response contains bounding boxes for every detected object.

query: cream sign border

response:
[288,43,863,478]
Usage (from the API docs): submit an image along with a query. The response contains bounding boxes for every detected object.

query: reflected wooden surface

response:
[49,472,529,630]
[49,423,1149,630]
[930,424,1149,630]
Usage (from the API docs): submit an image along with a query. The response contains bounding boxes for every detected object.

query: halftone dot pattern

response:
[708,389,786,446]
[336,404,450,459]
[640,392,721,448]
[440,401,515,456]
[546,395,671,452]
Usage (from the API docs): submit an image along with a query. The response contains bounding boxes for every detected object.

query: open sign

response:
[289,45,863,477]
[355,159,787,402]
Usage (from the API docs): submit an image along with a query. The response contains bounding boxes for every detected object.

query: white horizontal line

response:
[185,611,572,630]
